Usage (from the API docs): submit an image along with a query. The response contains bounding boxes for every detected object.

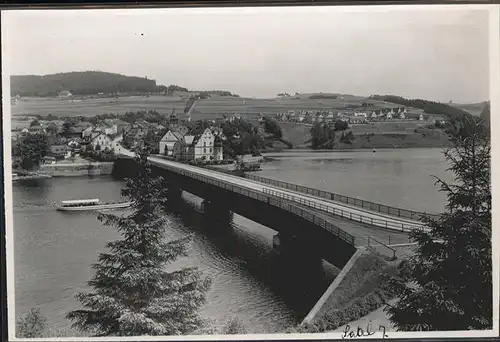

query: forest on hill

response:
[11,71,160,97]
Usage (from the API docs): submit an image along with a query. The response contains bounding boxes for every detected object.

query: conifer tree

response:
[67,147,211,336]
[386,115,492,330]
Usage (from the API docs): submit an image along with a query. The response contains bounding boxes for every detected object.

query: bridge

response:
[114,151,434,267]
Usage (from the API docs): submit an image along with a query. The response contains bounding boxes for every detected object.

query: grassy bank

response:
[287,249,405,334]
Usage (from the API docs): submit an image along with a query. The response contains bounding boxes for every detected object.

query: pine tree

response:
[66,147,212,336]
[386,115,492,330]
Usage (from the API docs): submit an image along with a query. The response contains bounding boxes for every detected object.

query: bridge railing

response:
[147,159,357,246]
[366,236,397,260]
[245,174,441,222]
[262,188,425,233]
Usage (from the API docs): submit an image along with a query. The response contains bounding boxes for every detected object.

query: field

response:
[10,95,188,118]
[11,93,415,122]
[350,121,427,134]
[189,93,404,121]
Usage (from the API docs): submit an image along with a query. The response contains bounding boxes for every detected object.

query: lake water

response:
[261,148,452,214]
[13,177,336,335]
[12,147,452,335]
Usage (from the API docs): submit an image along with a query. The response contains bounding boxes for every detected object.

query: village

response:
[10,110,268,173]
[11,102,452,173]
[274,106,448,125]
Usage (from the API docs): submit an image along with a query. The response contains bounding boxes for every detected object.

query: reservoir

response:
[13,147,450,335]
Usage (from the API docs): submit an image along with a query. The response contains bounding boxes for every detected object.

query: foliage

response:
[11,71,158,97]
[16,308,47,338]
[188,120,212,136]
[261,117,283,139]
[66,147,211,336]
[334,119,349,131]
[223,317,247,335]
[309,94,338,99]
[386,115,492,331]
[310,123,336,149]
[121,110,163,124]
[81,146,116,162]
[13,133,50,170]
[298,265,400,333]
[340,131,355,144]
[277,92,291,97]
[159,84,189,95]
[220,118,265,158]
[62,121,74,135]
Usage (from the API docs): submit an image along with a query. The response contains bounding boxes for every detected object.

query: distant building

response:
[58,90,72,98]
[90,132,113,151]
[50,144,72,159]
[28,125,46,135]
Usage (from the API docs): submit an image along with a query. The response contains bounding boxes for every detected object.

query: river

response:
[12,147,451,335]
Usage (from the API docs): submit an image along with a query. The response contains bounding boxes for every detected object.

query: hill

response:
[188,93,403,121]
[450,101,489,116]
[11,71,158,97]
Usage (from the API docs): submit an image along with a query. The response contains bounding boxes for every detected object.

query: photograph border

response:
[2,2,499,341]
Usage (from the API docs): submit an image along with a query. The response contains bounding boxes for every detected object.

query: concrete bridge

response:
[114,151,429,267]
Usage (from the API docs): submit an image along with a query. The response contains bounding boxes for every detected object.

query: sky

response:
[2,6,493,103]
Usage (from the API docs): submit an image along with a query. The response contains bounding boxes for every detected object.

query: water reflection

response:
[14,177,336,334]
[260,148,450,213]
[172,197,338,319]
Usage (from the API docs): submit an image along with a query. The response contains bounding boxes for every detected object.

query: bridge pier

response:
[166,185,183,212]
[201,199,234,232]
[272,233,323,269]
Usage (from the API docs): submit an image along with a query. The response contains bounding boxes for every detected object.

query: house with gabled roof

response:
[90,132,113,151]
[159,129,185,157]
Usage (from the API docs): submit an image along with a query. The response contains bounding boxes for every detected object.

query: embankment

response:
[299,247,401,332]
[40,162,114,177]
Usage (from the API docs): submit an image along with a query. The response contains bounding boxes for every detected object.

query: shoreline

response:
[262,145,449,155]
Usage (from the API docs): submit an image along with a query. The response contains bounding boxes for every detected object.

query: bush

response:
[299,266,401,333]
[223,317,247,335]
[16,308,47,338]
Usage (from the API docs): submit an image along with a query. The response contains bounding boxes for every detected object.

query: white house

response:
[91,127,104,140]
[399,112,406,119]
[419,114,425,121]
[386,112,393,119]
[371,111,378,119]
[192,128,216,161]
[91,132,113,151]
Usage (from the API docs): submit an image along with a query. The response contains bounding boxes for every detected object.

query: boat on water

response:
[13,173,52,181]
[56,198,133,212]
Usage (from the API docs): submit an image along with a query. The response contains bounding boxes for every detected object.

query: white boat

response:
[56,198,133,212]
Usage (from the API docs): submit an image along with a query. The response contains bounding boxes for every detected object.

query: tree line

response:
[310,120,349,149]
[11,72,158,97]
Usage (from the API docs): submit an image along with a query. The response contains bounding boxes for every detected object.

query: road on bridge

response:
[119,151,428,233]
